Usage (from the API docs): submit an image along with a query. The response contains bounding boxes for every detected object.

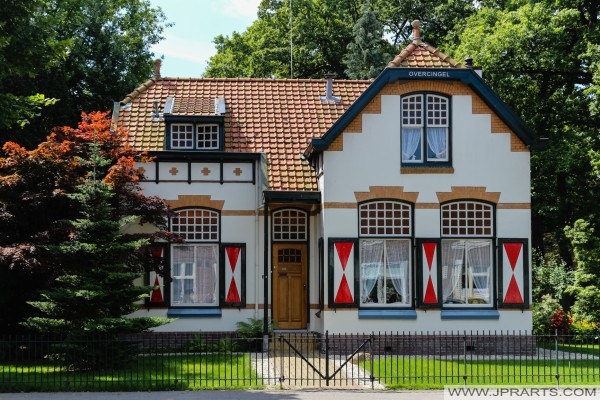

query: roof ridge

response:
[121,78,158,104]
[135,77,373,84]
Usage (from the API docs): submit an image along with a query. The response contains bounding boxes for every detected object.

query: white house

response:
[116,22,544,334]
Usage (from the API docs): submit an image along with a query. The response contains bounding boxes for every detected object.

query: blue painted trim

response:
[358,309,417,320]
[310,67,541,153]
[441,309,500,320]
[167,308,222,318]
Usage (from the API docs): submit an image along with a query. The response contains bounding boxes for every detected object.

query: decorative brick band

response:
[167,195,225,210]
[335,80,527,152]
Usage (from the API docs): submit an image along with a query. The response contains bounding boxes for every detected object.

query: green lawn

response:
[364,357,600,389]
[0,353,263,392]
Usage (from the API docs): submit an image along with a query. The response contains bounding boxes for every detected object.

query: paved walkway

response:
[2,389,445,400]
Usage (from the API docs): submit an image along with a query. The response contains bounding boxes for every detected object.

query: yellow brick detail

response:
[328,80,529,153]
[167,195,225,210]
[354,186,419,203]
[436,187,501,204]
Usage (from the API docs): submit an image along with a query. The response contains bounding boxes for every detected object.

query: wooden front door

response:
[272,243,307,330]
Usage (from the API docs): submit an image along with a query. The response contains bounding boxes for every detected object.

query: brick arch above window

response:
[167,195,225,210]
[355,186,419,204]
[358,200,413,237]
[436,187,500,204]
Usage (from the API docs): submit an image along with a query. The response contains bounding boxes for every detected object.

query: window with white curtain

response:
[170,208,220,307]
[441,201,494,307]
[359,201,412,307]
[401,93,449,164]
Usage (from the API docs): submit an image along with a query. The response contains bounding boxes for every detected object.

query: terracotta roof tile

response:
[118,22,465,192]
[118,77,371,191]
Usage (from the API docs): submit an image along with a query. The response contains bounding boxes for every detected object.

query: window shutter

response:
[147,243,168,307]
[416,239,442,308]
[220,243,246,307]
[498,239,529,308]
[328,238,358,308]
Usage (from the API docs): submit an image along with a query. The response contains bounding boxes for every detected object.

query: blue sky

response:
[148,0,261,77]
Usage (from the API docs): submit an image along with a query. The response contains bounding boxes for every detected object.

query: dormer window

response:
[401,93,450,165]
[168,122,222,151]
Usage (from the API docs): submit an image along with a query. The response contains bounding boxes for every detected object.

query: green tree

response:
[1,0,169,147]
[0,0,66,131]
[205,0,478,79]
[205,0,363,78]
[0,111,170,333]
[564,220,600,323]
[451,2,600,265]
[23,144,165,336]
[344,4,394,79]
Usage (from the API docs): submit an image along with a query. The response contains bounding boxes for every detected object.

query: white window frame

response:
[196,124,220,149]
[171,123,194,149]
[272,209,307,241]
[401,93,449,164]
[170,208,220,307]
[171,244,218,306]
[440,201,494,308]
[358,201,413,308]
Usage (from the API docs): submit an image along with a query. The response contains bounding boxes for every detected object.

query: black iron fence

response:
[1,331,599,391]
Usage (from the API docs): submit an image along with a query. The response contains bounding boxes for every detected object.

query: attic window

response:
[401,93,450,166]
[169,123,222,151]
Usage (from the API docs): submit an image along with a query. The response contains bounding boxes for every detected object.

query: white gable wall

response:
[320,88,532,333]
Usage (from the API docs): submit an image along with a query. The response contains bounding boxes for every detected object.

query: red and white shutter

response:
[498,239,529,308]
[328,239,358,307]
[149,271,164,304]
[417,239,442,307]
[221,244,246,307]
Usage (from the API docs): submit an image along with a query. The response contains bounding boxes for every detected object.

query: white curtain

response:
[385,240,410,304]
[196,245,218,304]
[427,127,447,160]
[402,128,422,161]
[172,246,194,304]
[465,241,492,303]
[441,240,465,302]
[360,240,383,303]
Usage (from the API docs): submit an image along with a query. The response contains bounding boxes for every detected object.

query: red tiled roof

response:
[117,21,462,192]
[117,78,371,191]
[387,20,463,68]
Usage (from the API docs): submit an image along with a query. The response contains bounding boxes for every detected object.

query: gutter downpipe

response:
[262,197,270,348]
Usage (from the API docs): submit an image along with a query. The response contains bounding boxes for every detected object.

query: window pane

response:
[171,244,218,306]
[402,128,423,162]
[441,239,492,307]
[197,124,219,149]
[272,209,307,241]
[441,201,493,237]
[360,239,411,306]
[359,201,412,237]
[171,124,194,149]
[172,209,219,241]
[427,127,448,161]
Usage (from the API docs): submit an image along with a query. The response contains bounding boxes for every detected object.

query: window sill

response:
[441,310,499,320]
[358,309,417,320]
[167,308,222,318]
[401,166,454,174]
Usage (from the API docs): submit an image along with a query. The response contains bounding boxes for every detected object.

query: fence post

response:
[554,329,560,387]
[324,331,330,386]
[462,331,468,386]
[279,334,285,388]
[370,332,375,390]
